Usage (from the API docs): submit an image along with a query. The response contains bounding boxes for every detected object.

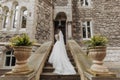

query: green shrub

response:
[84,35,108,48]
[10,33,33,46]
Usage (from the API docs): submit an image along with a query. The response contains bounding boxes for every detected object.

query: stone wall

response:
[54,0,68,6]
[0,0,36,41]
[104,47,120,77]
[72,0,120,47]
[35,0,53,43]
[72,0,81,44]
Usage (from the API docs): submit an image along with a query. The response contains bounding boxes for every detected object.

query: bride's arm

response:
[55,34,59,41]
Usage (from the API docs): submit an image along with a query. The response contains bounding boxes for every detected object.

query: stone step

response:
[40,73,80,80]
[44,62,76,67]
[40,48,80,80]
[0,69,11,76]
[44,62,53,67]
[68,55,74,59]
[47,54,74,62]
[43,67,78,73]
[46,58,75,63]
[43,67,55,73]
[69,58,75,62]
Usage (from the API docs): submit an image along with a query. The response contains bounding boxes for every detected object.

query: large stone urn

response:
[89,46,109,73]
[12,46,33,74]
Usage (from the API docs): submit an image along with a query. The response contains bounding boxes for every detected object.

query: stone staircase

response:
[0,69,11,76]
[40,49,81,80]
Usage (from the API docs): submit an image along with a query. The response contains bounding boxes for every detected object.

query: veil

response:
[49,30,76,74]
[59,30,64,44]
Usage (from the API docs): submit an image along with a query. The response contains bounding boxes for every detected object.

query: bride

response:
[48,30,76,75]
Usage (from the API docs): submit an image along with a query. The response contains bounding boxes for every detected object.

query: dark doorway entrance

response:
[54,20,66,44]
[54,12,67,44]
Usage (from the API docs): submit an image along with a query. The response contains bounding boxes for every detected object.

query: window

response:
[82,21,92,40]
[81,0,91,7]
[21,8,27,28]
[12,4,19,29]
[5,50,16,67]
[3,9,9,29]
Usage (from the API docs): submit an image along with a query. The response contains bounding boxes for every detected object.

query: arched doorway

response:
[54,12,67,44]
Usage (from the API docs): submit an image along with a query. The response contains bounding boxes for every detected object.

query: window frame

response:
[20,7,27,31]
[4,50,16,69]
[2,9,9,30]
[80,0,92,8]
[82,20,93,40]
[12,4,19,29]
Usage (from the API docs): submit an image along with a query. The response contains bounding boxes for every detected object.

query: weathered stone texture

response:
[72,0,120,47]
[54,0,68,6]
[0,0,36,40]
[1,0,120,46]
[72,0,81,45]
[35,0,53,43]
[0,32,18,42]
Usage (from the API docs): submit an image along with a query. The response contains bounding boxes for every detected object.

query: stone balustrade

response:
[0,41,52,80]
[67,40,120,80]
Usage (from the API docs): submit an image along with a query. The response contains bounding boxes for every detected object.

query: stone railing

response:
[0,42,41,47]
[0,41,52,80]
[67,40,92,80]
[67,40,120,80]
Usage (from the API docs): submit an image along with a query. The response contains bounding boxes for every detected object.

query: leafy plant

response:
[84,35,108,48]
[10,33,33,46]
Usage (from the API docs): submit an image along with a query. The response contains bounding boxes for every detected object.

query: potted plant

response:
[85,35,109,73]
[10,33,33,74]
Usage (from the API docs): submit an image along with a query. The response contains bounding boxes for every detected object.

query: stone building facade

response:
[0,0,53,69]
[36,0,120,47]
[35,0,53,43]
[0,0,120,46]
[0,0,36,41]
[72,0,120,47]
[0,0,37,69]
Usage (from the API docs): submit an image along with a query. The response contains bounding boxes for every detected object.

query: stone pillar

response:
[6,11,12,31]
[8,9,14,31]
[67,21,72,39]
[0,7,3,30]
[0,14,2,30]
[16,7,21,32]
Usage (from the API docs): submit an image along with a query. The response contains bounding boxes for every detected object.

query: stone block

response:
[84,71,120,80]
[0,72,35,80]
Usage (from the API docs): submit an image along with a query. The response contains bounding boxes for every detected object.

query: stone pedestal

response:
[9,46,33,74]
[84,71,120,80]
[87,69,116,77]
[0,72,35,80]
[89,46,109,73]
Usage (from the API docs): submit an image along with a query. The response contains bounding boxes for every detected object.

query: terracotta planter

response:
[89,46,109,73]
[12,46,33,73]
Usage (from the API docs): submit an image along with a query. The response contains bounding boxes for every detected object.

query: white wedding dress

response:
[48,31,76,75]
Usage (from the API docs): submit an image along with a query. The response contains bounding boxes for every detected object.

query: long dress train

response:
[48,31,76,75]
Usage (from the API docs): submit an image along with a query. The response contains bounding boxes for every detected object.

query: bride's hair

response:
[56,29,61,34]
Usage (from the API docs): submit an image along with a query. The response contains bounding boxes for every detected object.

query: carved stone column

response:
[6,11,12,31]
[0,7,3,30]
[0,15,2,30]
[67,21,72,39]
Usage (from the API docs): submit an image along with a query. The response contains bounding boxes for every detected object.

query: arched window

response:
[21,8,27,29]
[2,7,9,29]
[12,4,19,29]
[81,0,91,7]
